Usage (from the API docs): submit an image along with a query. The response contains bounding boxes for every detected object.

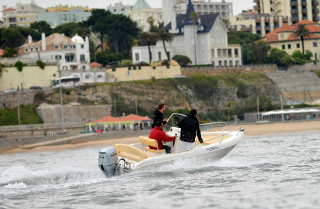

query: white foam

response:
[3,182,27,189]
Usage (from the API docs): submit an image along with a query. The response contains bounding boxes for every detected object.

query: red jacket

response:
[149,126,176,150]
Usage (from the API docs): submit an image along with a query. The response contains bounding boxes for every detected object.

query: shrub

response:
[36,60,45,69]
[14,60,24,72]
[172,55,192,66]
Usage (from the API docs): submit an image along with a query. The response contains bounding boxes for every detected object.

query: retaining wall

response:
[181,64,278,76]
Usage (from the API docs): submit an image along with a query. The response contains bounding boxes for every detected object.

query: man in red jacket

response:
[149,121,176,154]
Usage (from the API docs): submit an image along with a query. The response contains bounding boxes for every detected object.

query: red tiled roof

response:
[90,62,102,66]
[91,116,120,123]
[0,49,4,56]
[117,114,152,122]
[293,20,318,25]
[277,23,294,32]
[2,7,16,12]
[286,33,320,41]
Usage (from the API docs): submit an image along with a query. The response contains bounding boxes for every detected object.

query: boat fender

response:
[98,147,119,177]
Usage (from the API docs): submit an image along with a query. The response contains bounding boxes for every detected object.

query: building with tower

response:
[132,0,242,66]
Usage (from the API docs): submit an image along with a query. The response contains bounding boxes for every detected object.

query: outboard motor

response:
[98,147,119,177]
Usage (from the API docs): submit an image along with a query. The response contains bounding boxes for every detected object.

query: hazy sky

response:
[0,0,254,19]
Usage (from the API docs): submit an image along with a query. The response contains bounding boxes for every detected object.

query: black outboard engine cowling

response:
[98,147,119,177]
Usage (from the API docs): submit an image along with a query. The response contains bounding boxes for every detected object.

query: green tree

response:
[292,50,303,59]
[267,48,288,67]
[53,22,89,39]
[147,16,158,33]
[293,24,311,59]
[228,31,261,45]
[2,47,18,58]
[30,21,52,36]
[157,28,173,60]
[15,27,41,41]
[1,28,24,48]
[190,11,200,65]
[280,54,294,68]
[305,50,313,60]
[139,32,156,63]
[172,55,192,66]
[247,41,270,64]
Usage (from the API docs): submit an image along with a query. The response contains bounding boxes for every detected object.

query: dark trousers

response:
[162,145,171,154]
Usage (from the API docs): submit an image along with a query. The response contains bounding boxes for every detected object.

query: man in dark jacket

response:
[178,109,203,151]
[151,103,167,128]
[149,121,176,154]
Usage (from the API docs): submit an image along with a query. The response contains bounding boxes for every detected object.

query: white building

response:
[161,0,233,26]
[127,0,159,32]
[107,1,133,16]
[132,0,242,66]
[18,33,90,71]
[2,3,46,28]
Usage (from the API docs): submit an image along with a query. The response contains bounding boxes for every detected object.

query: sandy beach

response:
[1,120,319,155]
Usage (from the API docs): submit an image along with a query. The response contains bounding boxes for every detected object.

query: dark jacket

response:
[178,115,203,143]
[151,109,167,128]
[149,126,176,150]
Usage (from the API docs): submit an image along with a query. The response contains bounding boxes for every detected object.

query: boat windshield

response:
[164,113,186,132]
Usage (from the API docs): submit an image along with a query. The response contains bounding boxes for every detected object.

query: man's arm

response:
[159,131,176,142]
[196,122,203,143]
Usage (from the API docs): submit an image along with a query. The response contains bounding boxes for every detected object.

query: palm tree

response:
[157,28,174,60]
[139,32,156,63]
[190,11,200,65]
[293,24,311,59]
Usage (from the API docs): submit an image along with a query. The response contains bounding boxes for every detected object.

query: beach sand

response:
[1,121,319,155]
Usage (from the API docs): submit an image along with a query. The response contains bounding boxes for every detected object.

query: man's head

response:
[158,103,165,112]
[155,121,164,129]
[189,109,197,117]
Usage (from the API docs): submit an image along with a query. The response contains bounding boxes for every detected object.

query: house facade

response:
[261,20,320,59]
[132,0,242,66]
[17,33,90,71]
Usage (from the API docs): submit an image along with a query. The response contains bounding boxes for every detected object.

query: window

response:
[64,45,68,49]
[98,75,102,78]
[25,48,29,52]
[55,55,62,60]
[313,42,318,47]
[82,66,86,70]
[81,44,84,49]
[85,75,90,79]
[135,53,140,61]
[36,47,39,51]
[281,34,284,39]
[30,48,34,52]
[158,52,162,61]
[70,45,76,49]
[297,43,300,48]
[55,45,59,49]
[288,44,291,49]
[282,45,285,50]
[80,55,85,62]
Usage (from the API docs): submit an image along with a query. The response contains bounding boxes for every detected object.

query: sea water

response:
[0,132,320,209]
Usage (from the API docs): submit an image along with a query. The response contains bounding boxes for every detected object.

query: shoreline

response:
[1,120,319,155]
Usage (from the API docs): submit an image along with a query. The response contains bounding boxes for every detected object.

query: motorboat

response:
[98,114,244,177]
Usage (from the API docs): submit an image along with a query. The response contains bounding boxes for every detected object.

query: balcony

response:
[274,25,280,28]
[274,18,279,22]
[313,1,319,6]
[303,16,308,19]
[254,6,261,11]
[283,18,288,23]
[291,9,299,14]
[301,0,307,6]
[241,27,251,32]
[256,19,261,23]
[265,25,271,29]
[290,1,298,6]
[313,9,320,13]
[292,16,299,20]
[313,16,320,21]
[302,8,308,13]
[256,25,262,30]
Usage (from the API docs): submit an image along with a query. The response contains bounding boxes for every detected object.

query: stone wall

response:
[0,123,84,139]
[36,103,112,124]
[181,64,278,76]
[287,62,320,72]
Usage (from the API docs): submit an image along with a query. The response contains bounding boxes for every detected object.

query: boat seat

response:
[139,136,166,154]
[195,135,229,145]
[114,144,149,162]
